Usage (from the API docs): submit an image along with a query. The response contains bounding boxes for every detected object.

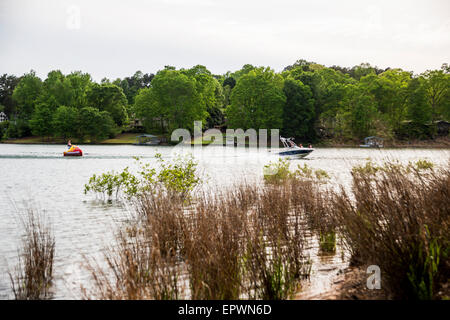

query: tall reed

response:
[84,228,182,300]
[85,157,449,300]
[84,191,185,300]
[85,180,313,300]
[9,210,55,300]
[332,161,450,299]
[182,189,249,299]
[243,181,311,299]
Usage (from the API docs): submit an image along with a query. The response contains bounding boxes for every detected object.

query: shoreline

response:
[315,136,450,149]
[295,265,450,300]
[293,266,388,300]
[2,141,450,149]
[1,135,449,149]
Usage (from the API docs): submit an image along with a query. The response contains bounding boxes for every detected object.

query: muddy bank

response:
[295,265,450,300]
[299,266,388,300]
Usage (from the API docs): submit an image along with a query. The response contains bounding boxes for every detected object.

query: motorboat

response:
[64,145,83,156]
[133,134,161,145]
[359,136,383,148]
[278,137,313,158]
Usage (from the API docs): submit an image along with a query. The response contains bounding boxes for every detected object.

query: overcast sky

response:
[1,0,449,81]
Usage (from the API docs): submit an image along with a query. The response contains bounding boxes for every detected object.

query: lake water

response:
[0,144,448,299]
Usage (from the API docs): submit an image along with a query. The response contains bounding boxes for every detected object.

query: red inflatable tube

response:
[63,145,83,156]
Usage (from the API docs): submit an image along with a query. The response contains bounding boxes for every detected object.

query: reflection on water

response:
[294,235,350,300]
[0,144,448,299]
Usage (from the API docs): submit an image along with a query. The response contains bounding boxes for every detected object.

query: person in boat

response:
[289,140,295,147]
[299,144,303,148]
[309,144,312,148]
[67,140,72,149]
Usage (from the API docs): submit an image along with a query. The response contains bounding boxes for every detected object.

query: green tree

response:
[407,78,432,124]
[357,70,411,137]
[350,63,378,80]
[282,79,315,140]
[404,78,433,138]
[376,69,412,130]
[40,70,67,109]
[64,71,92,108]
[283,59,317,72]
[0,120,8,141]
[230,64,257,81]
[0,74,21,118]
[334,85,378,139]
[205,106,225,128]
[12,71,42,120]
[422,69,450,121]
[29,103,54,139]
[87,83,128,127]
[182,65,225,128]
[349,93,378,139]
[97,110,116,140]
[78,107,102,142]
[227,68,285,130]
[133,87,162,132]
[114,71,154,105]
[76,106,114,142]
[134,69,206,133]
[38,71,92,110]
[52,106,79,139]
[223,77,236,89]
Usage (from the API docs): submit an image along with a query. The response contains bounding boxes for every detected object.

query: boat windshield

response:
[280,137,297,148]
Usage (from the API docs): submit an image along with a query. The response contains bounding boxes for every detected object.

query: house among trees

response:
[129,118,144,131]
[360,136,384,148]
[0,112,8,123]
[436,120,450,136]
[134,134,161,145]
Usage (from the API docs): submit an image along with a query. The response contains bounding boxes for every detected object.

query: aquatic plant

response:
[351,161,380,175]
[410,159,434,171]
[155,153,201,199]
[84,153,201,200]
[183,190,247,300]
[9,210,55,300]
[352,159,434,177]
[319,230,337,253]
[83,167,141,200]
[332,160,449,299]
[295,163,330,181]
[263,160,330,185]
[407,228,442,300]
[86,179,312,300]
[243,182,311,299]
[84,227,183,300]
[263,158,292,184]
[84,158,449,300]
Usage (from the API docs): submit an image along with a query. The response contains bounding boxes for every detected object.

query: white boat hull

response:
[279,147,314,158]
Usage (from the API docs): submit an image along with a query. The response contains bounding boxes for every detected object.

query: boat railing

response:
[280,137,297,148]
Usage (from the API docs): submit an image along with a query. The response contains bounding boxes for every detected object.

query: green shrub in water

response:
[351,161,380,175]
[319,230,336,253]
[295,163,330,181]
[410,159,434,171]
[263,160,330,184]
[84,153,201,200]
[155,153,201,199]
[263,158,292,184]
[352,159,434,177]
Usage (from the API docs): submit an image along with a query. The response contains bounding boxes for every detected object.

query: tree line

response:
[1,60,449,143]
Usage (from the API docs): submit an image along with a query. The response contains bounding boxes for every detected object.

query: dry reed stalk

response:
[9,209,55,300]
[332,162,450,299]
